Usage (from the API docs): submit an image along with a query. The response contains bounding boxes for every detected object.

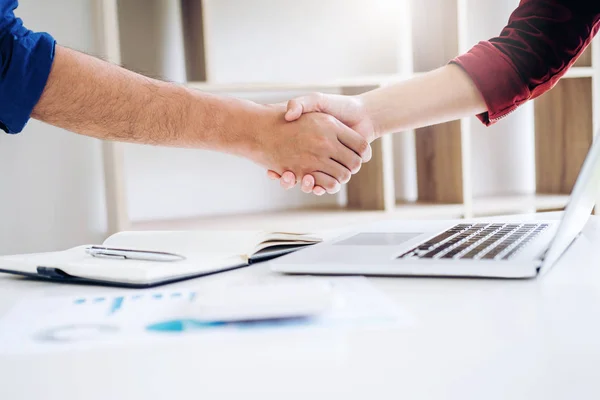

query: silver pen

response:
[85,246,186,262]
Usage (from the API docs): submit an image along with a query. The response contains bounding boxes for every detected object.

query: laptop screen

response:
[540,134,600,275]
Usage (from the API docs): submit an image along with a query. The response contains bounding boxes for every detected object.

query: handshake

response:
[257,93,377,196]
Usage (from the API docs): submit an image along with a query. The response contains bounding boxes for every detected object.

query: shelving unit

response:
[96,0,599,233]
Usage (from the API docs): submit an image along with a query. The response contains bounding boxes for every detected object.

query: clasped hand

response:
[267,93,375,195]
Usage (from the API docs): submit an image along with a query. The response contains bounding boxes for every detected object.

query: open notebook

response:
[0,231,322,288]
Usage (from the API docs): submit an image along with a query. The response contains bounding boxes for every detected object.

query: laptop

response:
[270,134,600,279]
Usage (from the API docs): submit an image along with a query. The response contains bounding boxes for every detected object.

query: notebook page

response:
[104,231,268,260]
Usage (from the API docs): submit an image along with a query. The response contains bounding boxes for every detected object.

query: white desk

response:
[1,213,600,400]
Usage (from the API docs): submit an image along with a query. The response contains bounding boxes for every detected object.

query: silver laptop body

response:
[270,134,600,279]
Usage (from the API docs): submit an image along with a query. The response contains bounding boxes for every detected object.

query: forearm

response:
[361,64,486,138]
[32,45,259,154]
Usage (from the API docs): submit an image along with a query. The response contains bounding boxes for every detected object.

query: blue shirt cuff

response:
[0,30,56,134]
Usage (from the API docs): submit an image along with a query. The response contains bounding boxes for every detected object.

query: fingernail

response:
[283,175,290,183]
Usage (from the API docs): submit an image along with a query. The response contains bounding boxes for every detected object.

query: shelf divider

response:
[345,85,396,211]
[574,45,593,68]
[95,0,130,235]
[415,121,464,203]
[181,0,208,82]
[411,0,464,206]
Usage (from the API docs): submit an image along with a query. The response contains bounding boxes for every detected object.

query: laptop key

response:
[416,226,467,248]
[501,240,531,259]
[399,226,466,257]
[481,246,509,259]
[441,244,475,258]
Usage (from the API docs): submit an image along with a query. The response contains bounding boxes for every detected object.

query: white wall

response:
[0,0,107,255]
[203,0,402,83]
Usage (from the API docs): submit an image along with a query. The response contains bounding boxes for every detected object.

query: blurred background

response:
[1,0,595,255]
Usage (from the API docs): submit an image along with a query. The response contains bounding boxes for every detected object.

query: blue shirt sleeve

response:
[0,0,55,134]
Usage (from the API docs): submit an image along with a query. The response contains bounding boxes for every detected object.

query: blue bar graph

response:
[71,290,199,319]
[109,296,124,315]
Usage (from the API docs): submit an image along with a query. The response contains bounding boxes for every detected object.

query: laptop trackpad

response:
[334,232,424,246]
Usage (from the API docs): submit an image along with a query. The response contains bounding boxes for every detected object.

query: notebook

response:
[0,230,322,288]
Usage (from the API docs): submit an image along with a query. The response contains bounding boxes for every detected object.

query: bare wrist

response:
[247,103,285,160]
[184,89,266,155]
[358,93,384,139]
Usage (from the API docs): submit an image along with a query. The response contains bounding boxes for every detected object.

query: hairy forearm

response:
[361,64,486,138]
[32,46,259,154]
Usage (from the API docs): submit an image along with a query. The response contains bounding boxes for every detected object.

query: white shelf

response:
[132,206,388,232]
[396,194,569,219]
[130,194,569,233]
[132,203,466,233]
[187,66,591,94]
[472,194,569,216]
[564,67,594,78]
[186,74,413,93]
[396,201,465,219]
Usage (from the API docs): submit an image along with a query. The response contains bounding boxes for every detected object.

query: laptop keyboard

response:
[398,223,549,261]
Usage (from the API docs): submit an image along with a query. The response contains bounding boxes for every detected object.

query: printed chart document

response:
[0,277,412,354]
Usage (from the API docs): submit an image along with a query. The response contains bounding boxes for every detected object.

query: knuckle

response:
[324,114,338,124]
[328,143,340,155]
[310,154,323,167]
[350,158,362,174]
[316,140,335,156]
[319,135,334,148]
[308,92,323,103]
[324,180,337,191]
[357,140,370,157]
[316,113,337,126]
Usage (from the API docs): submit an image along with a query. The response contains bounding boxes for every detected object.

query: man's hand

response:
[255,104,371,193]
[267,93,376,195]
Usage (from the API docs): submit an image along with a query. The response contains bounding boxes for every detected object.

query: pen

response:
[85,246,186,262]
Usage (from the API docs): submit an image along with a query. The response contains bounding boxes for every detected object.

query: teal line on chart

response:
[146,317,311,333]
[152,294,163,299]
[93,297,106,303]
[109,296,124,315]
[147,319,225,332]
[132,295,142,300]
[189,292,196,302]
[171,293,182,298]
[74,299,86,305]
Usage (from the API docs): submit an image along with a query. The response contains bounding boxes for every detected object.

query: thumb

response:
[284,99,304,122]
[284,93,326,122]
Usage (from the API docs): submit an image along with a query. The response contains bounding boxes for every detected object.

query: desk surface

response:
[1,212,600,400]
